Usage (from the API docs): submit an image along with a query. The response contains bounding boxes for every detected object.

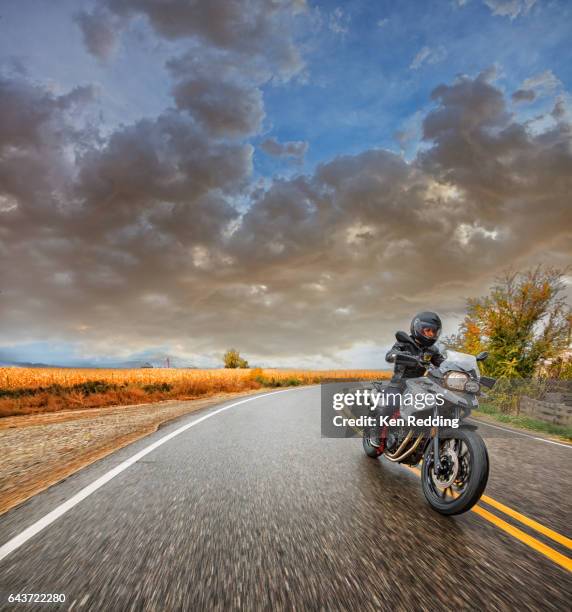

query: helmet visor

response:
[413,320,441,341]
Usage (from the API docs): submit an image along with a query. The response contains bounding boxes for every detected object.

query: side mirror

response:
[476,351,489,362]
[396,331,412,344]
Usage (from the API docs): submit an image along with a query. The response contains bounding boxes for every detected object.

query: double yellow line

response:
[404,465,572,573]
[348,412,571,571]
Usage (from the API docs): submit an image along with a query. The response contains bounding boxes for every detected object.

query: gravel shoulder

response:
[0,389,267,516]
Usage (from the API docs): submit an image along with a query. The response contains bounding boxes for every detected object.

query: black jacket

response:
[386,335,445,384]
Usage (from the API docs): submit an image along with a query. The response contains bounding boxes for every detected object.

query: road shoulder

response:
[0,389,268,516]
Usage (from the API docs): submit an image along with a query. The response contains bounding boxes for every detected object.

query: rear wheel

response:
[421,429,488,515]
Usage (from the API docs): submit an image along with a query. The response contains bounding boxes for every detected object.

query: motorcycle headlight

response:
[444,371,469,391]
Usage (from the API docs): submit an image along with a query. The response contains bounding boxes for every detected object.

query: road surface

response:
[0,386,571,610]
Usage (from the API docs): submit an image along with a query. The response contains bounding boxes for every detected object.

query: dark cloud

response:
[76,1,306,142]
[260,137,308,160]
[512,88,536,103]
[0,74,247,348]
[418,70,571,266]
[77,112,252,210]
[173,79,264,138]
[0,77,96,151]
[222,70,571,356]
[75,2,306,144]
[1,65,570,362]
[551,97,567,121]
[0,76,97,233]
[79,0,306,78]
[75,9,121,61]
[425,72,508,138]
[166,48,269,138]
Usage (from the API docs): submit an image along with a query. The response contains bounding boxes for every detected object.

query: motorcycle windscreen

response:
[440,350,480,379]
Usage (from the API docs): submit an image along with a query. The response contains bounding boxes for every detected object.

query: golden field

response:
[0,367,389,418]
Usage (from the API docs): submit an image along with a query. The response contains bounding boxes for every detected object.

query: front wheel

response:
[421,429,489,516]
[362,427,383,458]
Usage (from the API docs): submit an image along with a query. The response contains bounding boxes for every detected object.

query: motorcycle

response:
[362,331,496,515]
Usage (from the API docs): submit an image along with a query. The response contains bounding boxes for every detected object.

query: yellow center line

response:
[402,465,572,573]
[479,494,572,550]
[355,424,570,570]
[471,506,572,573]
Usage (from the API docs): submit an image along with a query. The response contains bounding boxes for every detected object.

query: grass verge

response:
[474,403,572,442]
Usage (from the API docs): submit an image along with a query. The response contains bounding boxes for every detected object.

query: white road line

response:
[469,418,571,448]
[0,388,303,563]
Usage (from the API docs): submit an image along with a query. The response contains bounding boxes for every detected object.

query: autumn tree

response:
[223,348,249,369]
[446,267,571,378]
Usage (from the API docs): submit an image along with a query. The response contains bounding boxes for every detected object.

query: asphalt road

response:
[0,386,571,611]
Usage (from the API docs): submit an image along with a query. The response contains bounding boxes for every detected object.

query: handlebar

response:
[394,351,427,367]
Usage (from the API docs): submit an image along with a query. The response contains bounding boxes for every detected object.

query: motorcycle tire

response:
[362,428,383,458]
[421,428,489,516]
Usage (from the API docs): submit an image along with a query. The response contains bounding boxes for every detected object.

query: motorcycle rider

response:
[370,311,445,448]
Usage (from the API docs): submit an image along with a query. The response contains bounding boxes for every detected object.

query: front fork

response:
[431,406,460,475]
[432,414,441,474]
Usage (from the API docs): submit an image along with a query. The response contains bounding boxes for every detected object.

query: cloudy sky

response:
[0,0,570,368]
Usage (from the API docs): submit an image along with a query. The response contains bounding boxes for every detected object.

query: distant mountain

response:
[0,358,197,369]
[0,353,197,369]
[0,360,60,368]
[0,341,208,368]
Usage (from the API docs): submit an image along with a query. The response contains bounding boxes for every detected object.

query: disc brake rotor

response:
[431,443,460,489]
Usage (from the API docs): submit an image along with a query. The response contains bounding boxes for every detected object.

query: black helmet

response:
[410,311,442,347]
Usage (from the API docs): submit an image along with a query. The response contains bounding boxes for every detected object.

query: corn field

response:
[0,367,389,418]
[0,367,386,390]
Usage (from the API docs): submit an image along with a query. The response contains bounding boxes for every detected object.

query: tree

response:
[223,348,249,369]
[446,266,571,378]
